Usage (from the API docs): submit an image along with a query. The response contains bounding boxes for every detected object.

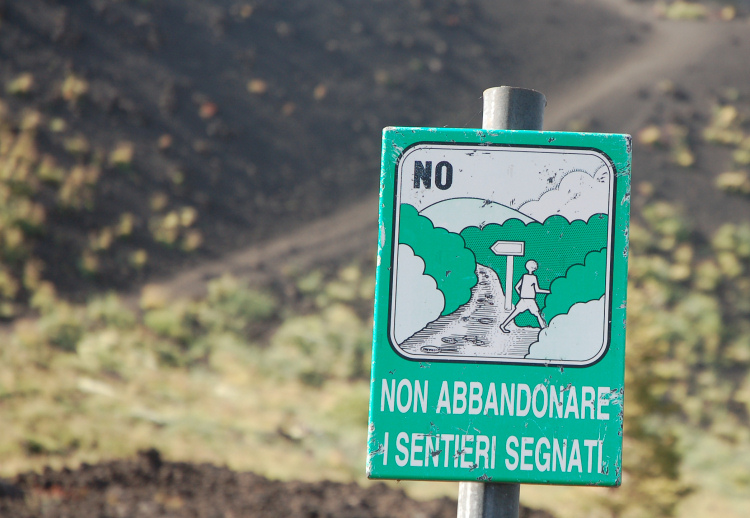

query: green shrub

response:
[197,275,277,335]
[37,302,84,352]
[267,304,371,386]
[86,293,136,329]
[143,302,198,344]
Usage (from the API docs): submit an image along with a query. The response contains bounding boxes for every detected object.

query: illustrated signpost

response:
[490,241,525,311]
[366,94,631,496]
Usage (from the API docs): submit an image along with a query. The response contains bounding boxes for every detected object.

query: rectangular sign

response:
[367,127,631,486]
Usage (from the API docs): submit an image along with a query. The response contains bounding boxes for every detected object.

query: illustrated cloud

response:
[526,297,606,362]
[518,167,609,222]
[394,244,445,344]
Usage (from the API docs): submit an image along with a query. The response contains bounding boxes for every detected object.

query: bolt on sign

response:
[367,127,631,486]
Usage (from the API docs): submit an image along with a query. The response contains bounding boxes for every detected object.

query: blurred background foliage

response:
[0,97,203,315]
[2,185,750,518]
[0,0,749,517]
[0,92,749,518]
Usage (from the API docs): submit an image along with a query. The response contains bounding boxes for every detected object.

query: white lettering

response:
[453,382,467,414]
[454,434,460,467]
[425,434,440,467]
[395,432,409,467]
[597,387,610,420]
[549,385,564,418]
[397,379,412,413]
[505,436,519,470]
[410,433,423,467]
[520,436,534,471]
[383,432,389,466]
[584,439,598,473]
[491,435,497,469]
[535,437,551,472]
[414,380,428,413]
[532,384,548,418]
[567,440,582,472]
[517,384,531,417]
[381,379,395,412]
[476,435,490,468]
[553,439,567,472]
[564,386,580,419]
[468,382,483,415]
[484,382,498,415]
[501,383,515,416]
[582,386,596,420]
[461,435,474,468]
[441,434,455,468]
[436,381,451,414]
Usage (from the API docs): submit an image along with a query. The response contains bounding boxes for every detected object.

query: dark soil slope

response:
[0,0,642,298]
[0,450,554,518]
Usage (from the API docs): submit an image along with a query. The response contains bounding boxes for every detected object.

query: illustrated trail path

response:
[400,265,539,359]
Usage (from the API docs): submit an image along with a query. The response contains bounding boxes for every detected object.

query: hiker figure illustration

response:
[500,260,550,333]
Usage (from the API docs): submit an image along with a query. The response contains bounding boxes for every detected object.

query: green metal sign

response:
[367,127,631,486]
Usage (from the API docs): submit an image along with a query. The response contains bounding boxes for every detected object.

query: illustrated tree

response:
[398,204,477,315]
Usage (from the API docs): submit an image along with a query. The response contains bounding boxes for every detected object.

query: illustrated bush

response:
[542,247,608,322]
[398,203,477,315]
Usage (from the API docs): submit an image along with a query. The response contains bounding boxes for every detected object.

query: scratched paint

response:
[367,127,630,486]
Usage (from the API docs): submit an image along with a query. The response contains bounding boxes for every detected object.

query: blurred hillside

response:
[1,1,750,518]
[0,0,640,305]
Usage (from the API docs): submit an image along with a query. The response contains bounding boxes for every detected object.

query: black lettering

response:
[435,161,453,190]
[414,161,432,189]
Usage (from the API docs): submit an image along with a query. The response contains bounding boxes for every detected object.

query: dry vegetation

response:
[0,95,205,312]
[1,92,750,518]
[2,192,750,518]
[0,265,373,482]
[0,1,749,517]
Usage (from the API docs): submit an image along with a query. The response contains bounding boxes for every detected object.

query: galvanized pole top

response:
[482,87,546,131]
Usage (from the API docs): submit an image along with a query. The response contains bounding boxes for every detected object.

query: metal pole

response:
[456,86,546,518]
[481,86,546,131]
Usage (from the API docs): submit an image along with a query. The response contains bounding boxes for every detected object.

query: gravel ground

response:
[0,450,555,518]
